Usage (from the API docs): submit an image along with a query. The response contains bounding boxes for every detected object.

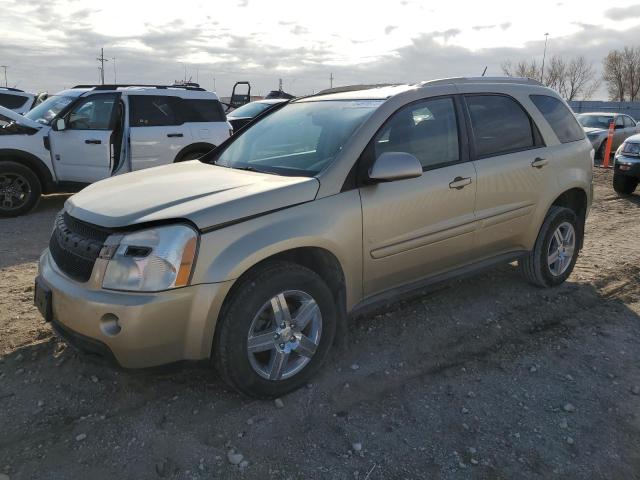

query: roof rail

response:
[0,87,25,92]
[420,76,543,87]
[71,84,206,91]
[312,83,400,97]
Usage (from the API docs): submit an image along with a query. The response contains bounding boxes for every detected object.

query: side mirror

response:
[54,118,66,131]
[369,152,422,182]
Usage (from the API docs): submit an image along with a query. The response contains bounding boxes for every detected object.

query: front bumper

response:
[37,249,234,368]
[614,155,640,178]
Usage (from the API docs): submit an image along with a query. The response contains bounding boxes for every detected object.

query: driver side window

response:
[67,95,117,130]
[374,97,460,170]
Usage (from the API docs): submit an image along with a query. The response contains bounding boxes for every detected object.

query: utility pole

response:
[540,33,549,83]
[330,72,334,89]
[213,77,216,91]
[0,65,7,87]
[96,48,108,85]
[112,57,117,83]
[279,78,283,91]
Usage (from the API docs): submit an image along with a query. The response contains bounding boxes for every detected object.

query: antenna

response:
[481,66,488,77]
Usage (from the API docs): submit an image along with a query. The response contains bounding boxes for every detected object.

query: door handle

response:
[167,133,184,138]
[531,157,548,168]
[449,176,472,190]
[85,139,101,144]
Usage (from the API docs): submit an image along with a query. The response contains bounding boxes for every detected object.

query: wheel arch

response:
[173,142,216,163]
[0,149,55,193]
[549,187,588,250]
[213,246,349,355]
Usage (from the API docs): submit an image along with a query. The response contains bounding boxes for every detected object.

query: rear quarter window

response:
[530,95,585,143]
[179,99,226,123]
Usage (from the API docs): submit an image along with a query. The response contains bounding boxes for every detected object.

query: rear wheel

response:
[613,173,638,195]
[213,261,337,398]
[519,206,580,288]
[596,141,607,162]
[0,161,41,217]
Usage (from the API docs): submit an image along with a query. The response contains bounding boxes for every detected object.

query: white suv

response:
[0,87,47,115]
[0,84,232,216]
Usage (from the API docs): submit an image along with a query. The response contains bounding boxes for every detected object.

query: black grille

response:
[49,212,111,282]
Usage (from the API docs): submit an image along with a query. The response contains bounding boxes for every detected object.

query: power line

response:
[96,48,108,85]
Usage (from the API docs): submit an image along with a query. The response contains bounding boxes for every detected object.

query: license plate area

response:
[34,277,53,323]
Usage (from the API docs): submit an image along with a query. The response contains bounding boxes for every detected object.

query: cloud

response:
[605,4,640,20]
[291,25,309,35]
[385,25,398,35]
[237,0,249,6]
[432,28,461,42]
[472,24,496,31]
[500,22,512,30]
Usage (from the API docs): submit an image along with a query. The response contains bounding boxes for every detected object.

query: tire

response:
[519,206,581,288]
[596,141,607,162]
[613,173,638,195]
[213,261,337,398]
[0,161,41,217]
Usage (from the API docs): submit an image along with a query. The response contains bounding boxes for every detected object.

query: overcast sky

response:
[2,0,640,99]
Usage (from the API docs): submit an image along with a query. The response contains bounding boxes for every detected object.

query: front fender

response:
[191,190,363,310]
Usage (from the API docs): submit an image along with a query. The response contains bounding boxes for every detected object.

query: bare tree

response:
[503,55,599,100]
[501,59,541,80]
[603,50,626,101]
[563,56,599,100]
[622,46,640,101]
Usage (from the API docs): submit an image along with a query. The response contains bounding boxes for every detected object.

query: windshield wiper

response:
[230,165,281,175]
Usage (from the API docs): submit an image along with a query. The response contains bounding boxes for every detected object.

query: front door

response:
[128,95,189,170]
[49,93,119,183]
[360,96,477,297]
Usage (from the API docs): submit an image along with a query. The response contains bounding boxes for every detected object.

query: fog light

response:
[620,165,631,171]
[100,313,121,336]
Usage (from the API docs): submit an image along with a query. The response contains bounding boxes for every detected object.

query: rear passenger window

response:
[624,116,636,128]
[178,99,226,122]
[129,96,180,127]
[529,95,584,143]
[374,97,459,169]
[0,93,29,110]
[466,95,539,157]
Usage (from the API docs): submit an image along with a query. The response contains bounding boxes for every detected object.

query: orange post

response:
[603,120,615,168]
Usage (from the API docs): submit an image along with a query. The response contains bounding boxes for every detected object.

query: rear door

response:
[128,95,189,170]
[48,93,119,183]
[623,115,640,138]
[464,93,551,258]
[360,95,477,296]
[178,98,230,149]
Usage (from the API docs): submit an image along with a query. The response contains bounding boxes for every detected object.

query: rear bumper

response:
[38,249,234,368]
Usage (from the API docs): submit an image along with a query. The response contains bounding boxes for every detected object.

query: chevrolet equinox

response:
[35,77,593,398]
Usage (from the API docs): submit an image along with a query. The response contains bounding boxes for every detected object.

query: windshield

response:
[213,100,383,176]
[228,101,275,118]
[24,95,75,124]
[577,114,614,130]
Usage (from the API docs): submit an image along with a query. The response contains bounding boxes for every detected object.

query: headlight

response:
[101,224,198,292]
[621,142,640,156]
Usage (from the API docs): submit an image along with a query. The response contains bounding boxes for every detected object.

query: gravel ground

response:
[1,169,640,479]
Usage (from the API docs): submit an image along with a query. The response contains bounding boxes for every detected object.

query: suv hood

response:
[65,161,320,230]
[0,105,42,129]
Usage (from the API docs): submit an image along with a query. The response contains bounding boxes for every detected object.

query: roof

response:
[577,112,618,116]
[300,76,545,102]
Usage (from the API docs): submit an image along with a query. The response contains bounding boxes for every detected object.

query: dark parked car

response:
[227,99,288,131]
[576,112,640,160]
[613,133,640,195]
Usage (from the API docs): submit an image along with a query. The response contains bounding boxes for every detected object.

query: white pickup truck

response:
[0,84,232,216]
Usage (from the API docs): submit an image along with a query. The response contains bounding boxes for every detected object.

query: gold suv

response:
[35,78,593,397]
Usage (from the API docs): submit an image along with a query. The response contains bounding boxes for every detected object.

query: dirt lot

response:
[1,169,640,480]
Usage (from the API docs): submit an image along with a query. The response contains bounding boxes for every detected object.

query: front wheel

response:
[613,173,638,195]
[213,261,337,398]
[519,206,581,288]
[0,161,41,217]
